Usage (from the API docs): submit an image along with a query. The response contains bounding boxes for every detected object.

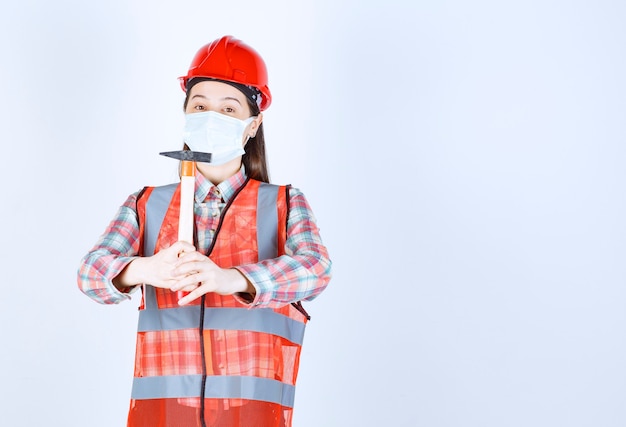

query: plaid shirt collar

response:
[194,166,248,203]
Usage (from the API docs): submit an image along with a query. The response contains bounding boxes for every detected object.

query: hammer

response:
[159,150,212,244]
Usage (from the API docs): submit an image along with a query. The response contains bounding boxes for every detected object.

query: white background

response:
[1,1,626,426]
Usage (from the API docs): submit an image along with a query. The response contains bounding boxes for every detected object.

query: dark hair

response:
[241,98,270,183]
[183,83,270,183]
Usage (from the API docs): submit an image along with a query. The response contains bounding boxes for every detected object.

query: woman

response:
[77,35,332,427]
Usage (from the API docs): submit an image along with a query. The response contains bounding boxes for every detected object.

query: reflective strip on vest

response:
[257,183,279,261]
[131,375,296,407]
[144,183,178,259]
[138,306,305,345]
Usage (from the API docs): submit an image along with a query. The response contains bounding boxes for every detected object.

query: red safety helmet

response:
[178,35,272,111]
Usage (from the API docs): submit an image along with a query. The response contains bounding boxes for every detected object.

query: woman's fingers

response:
[165,252,247,304]
[177,289,203,306]
[177,284,199,293]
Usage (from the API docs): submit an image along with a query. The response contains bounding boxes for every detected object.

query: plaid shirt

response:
[77,168,332,308]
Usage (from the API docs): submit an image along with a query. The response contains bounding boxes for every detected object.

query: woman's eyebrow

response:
[190,94,242,105]
[222,96,242,105]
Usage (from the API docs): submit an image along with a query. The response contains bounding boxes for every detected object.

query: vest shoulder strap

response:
[137,183,179,257]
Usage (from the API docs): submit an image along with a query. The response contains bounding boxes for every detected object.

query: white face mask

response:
[183,111,255,166]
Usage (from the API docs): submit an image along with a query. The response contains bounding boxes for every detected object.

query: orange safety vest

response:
[128,178,308,427]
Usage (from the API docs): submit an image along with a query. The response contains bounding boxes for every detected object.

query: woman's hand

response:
[113,241,255,305]
[170,249,255,305]
[113,241,193,291]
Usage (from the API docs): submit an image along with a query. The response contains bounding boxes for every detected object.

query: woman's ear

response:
[248,113,263,139]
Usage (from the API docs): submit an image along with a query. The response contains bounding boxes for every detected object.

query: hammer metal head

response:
[160,150,212,163]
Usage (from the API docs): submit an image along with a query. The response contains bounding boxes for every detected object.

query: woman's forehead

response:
[189,80,246,101]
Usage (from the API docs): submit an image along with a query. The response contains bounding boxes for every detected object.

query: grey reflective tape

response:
[204,375,296,408]
[132,374,202,399]
[257,183,279,261]
[143,285,157,311]
[144,183,178,257]
[143,184,178,310]
[138,306,305,345]
[138,305,201,332]
[132,374,296,408]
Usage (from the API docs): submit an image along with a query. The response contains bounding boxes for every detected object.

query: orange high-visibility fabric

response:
[129,179,305,427]
[127,399,291,427]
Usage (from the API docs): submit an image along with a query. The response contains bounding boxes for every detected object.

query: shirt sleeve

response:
[77,191,143,304]
[235,187,332,308]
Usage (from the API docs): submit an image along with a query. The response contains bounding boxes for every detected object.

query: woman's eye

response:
[194,105,205,111]
[224,107,235,113]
